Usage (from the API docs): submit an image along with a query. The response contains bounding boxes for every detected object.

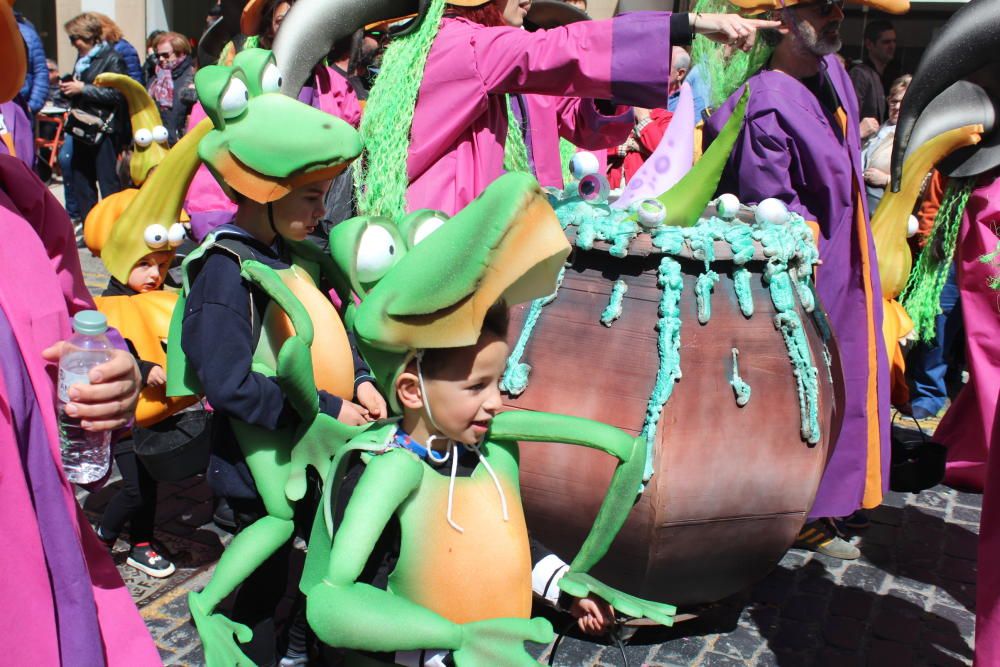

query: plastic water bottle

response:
[58,310,114,483]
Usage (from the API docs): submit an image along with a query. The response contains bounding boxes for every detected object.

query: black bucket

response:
[889,414,947,493]
[134,408,213,482]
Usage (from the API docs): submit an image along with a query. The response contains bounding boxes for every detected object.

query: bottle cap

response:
[72,310,108,336]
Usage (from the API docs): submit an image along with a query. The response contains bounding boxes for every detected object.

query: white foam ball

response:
[569,152,600,180]
[907,214,919,238]
[715,193,741,220]
[755,198,790,225]
[635,199,667,229]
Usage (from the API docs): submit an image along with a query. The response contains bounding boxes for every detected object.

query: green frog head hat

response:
[330,171,571,412]
[194,47,362,203]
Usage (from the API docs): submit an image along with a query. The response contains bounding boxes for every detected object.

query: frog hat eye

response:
[402,209,449,247]
[261,62,283,94]
[134,128,153,147]
[220,77,250,119]
[144,224,169,249]
[356,222,405,284]
[151,125,169,144]
[167,223,186,248]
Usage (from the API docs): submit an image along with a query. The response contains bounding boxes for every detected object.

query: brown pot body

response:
[507,236,842,607]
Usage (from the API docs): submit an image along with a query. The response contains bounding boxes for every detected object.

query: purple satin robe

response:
[0,99,34,169]
[704,56,890,519]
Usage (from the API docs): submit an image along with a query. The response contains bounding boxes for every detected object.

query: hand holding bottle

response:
[42,310,141,431]
[43,341,141,431]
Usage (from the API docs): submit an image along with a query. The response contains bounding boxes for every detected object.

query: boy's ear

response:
[395,371,424,411]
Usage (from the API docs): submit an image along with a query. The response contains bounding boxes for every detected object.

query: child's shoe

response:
[95,525,117,551]
[126,542,176,578]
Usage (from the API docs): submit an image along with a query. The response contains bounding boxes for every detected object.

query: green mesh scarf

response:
[983,242,1000,290]
[355,0,449,218]
[691,0,774,109]
[900,178,974,341]
[503,95,532,174]
[559,138,578,183]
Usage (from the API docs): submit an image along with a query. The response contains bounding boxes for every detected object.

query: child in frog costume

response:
[167,47,386,664]
[294,171,677,665]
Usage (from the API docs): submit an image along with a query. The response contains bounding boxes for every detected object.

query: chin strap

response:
[415,352,509,534]
[267,202,280,239]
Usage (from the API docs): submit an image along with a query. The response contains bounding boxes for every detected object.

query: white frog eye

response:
[569,152,600,180]
[144,224,169,249]
[220,77,250,119]
[356,224,400,284]
[133,128,153,147]
[151,125,169,144]
[635,198,666,229]
[261,62,283,94]
[755,198,790,225]
[411,213,447,246]
[167,223,186,248]
[715,193,741,220]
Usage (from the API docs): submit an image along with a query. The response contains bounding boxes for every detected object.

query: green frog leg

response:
[306,448,554,665]
[488,411,677,625]
[188,425,296,666]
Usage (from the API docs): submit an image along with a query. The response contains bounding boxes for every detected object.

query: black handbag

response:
[65,108,114,145]
[889,412,947,493]
[134,405,212,482]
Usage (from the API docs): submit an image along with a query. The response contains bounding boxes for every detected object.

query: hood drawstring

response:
[416,352,509,534]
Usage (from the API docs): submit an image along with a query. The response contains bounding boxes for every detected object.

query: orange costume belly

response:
[94,291,198,427]
[390,467,532,624]
[260,265,355,400]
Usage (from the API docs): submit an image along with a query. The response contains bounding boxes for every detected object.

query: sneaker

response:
[212,497,237,532]
[95,525,116,551]
[793,520,860,560]
[126,543,176,578]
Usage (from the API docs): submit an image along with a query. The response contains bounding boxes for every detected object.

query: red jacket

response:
[607,108,673,188]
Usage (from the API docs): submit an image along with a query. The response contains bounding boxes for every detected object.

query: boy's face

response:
[419,333,509,445]
[128,251,173,293]
[271,180,331,242]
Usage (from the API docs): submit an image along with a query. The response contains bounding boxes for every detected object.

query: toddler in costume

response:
[94,246,177,576]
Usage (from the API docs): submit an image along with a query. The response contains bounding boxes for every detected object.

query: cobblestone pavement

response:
[76,246,979,667]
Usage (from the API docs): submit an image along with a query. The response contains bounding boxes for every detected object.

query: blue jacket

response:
[113,39,144,85]
[16,14,48,115]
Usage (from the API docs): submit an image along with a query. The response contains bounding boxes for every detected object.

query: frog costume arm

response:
[239,259,371,500]
[488,410,677,626]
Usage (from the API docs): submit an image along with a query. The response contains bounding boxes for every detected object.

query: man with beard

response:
[703,0,907,559]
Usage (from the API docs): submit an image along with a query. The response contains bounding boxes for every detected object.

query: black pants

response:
[99,447,157,544]
[70,133,120,220]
